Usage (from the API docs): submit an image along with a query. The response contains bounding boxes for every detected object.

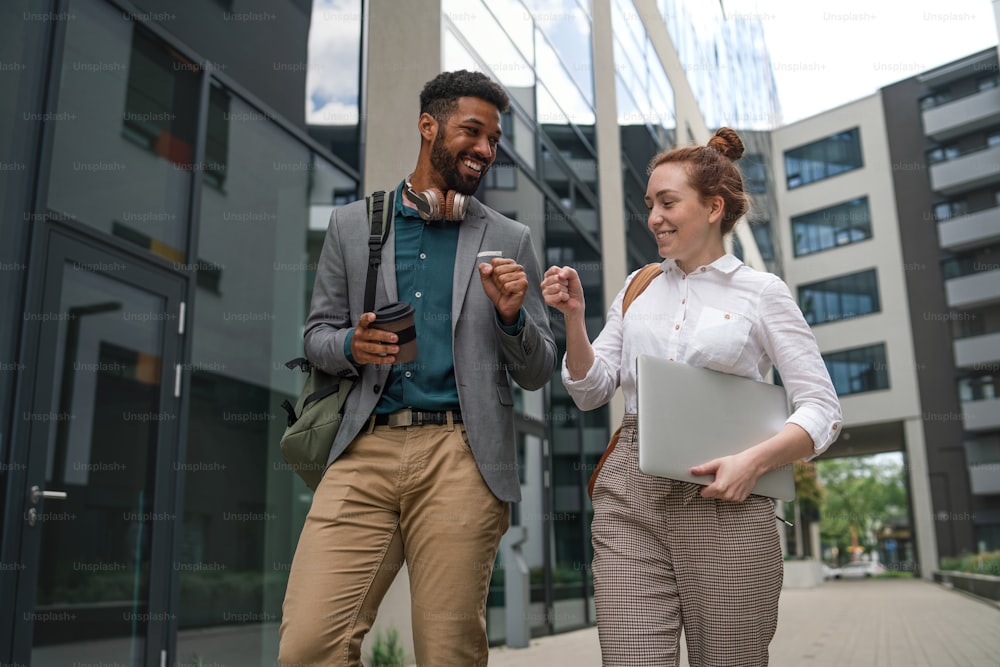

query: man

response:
[278,70,557,666]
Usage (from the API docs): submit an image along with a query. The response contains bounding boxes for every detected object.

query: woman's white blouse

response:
[562,255,843,457]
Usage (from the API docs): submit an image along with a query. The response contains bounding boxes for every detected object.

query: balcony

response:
[945,267,1000,308]
[923,87,1000,142]
[930,144,1000,196]
[954,332,1000,369]
[965,437,1000,495]
[938,206,1000,251]
[964,397,1000,431]
[968,461,1000,494]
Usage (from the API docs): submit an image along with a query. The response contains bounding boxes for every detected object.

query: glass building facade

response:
[2,0,358,664]
[0,0,779,663]
[659,0,781,130]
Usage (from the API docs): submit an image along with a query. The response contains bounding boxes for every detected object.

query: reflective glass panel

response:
[47,0,198,262]
[791,197,872,257]
[798,269,880,326]
[175,88,356,665]
[823,344,890,396]
[31,264,165,666]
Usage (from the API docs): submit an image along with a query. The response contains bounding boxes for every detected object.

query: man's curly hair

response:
[419,70,510,122]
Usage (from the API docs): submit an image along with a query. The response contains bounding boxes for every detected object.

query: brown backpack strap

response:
[587,262,662,500]
[622,262,661,316]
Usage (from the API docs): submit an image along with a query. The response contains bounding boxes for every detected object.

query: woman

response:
[541,128,842,666]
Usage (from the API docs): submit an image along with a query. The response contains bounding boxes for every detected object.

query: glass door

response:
[11,229,185,666]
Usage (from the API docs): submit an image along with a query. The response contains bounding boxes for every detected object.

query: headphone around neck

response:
[405,175,469,222]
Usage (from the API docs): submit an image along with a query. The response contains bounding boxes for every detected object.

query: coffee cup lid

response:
[373,301,415,323]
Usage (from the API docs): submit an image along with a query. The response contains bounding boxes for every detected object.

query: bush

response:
[369,627,406,667]
[873,570,914,579]
[939,550,1000,576]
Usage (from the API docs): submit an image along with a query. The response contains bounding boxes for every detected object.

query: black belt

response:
[372,409,462,427]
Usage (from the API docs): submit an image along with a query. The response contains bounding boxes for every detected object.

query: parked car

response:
[835,561,886,579]
[822,564,841,580]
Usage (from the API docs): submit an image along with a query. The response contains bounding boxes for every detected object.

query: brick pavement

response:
[487,578,1000,667]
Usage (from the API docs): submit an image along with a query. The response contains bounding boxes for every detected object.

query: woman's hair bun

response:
[707,127,744,161]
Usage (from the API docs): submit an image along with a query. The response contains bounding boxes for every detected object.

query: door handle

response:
[30,485,68,505]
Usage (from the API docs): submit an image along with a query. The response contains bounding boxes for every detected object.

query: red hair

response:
[647,127,749,234]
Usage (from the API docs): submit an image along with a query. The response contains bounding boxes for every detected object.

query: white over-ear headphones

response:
[405,175,469,222]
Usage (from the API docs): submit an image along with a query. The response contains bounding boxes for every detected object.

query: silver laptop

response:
[636,354,796,501]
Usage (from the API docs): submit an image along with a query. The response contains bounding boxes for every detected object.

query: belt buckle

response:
[387,409,413,427]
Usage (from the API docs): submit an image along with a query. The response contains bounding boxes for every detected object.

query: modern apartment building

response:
[885,47,1000,554]
[771,47,1000,575]
[0,0,778,664]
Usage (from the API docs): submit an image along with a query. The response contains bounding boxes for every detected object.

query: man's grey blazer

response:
[304,190,557,503]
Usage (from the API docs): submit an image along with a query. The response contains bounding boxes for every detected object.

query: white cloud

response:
[306,0,362,125]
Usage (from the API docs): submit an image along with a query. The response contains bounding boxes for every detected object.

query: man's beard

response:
[429,129,488,196]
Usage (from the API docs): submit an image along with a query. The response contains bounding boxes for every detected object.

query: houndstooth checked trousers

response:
[591,414,783,667]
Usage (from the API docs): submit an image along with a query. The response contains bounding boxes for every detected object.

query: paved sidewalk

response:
[488,578,1000,667]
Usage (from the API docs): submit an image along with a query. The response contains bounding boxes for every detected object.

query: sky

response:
[749,0,999,124]
[305,0,1000,127]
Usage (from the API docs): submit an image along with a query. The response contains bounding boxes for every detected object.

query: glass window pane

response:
[784,128,862,189]
[792,197,872,257]
[306,0,361,125]
[443,0,534,89]
[46,0,198,261]
[30,263,166,664]
[796,269,880,325]
[823,344,889,396]
[530,0,594,107]
[535,27,594,126]
[175,89,356,663]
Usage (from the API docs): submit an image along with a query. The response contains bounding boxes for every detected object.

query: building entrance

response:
[7,227,186,666]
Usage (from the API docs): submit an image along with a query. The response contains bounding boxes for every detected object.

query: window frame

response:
[784,128,863,190]
[823,343,890,397]
[790,196,873,258]
[797,268,881,326]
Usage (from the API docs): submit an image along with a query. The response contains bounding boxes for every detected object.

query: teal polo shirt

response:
[377,183,461,413]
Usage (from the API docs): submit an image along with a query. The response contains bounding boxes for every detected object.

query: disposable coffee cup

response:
[370,301,417,363]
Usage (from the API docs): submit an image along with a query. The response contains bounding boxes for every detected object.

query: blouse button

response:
[674,324,680,330]
[700,267,707,272]
[681,298,686,304]
[724,313,731,320]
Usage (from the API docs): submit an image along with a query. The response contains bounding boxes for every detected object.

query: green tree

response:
[817,455,907,564]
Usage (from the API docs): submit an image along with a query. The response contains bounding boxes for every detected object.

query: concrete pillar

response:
[361,0,442,192]
[591,0,627,427]
[502,525,531,648]
[904,417,939,579]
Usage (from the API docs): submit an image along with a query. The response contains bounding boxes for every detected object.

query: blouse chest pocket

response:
[686,306,753,372]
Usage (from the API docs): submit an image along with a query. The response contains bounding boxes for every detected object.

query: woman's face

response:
[644,162,724,270]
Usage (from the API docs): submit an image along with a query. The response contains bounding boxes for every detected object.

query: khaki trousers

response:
[278,421,509,666]
[591,415,783,667]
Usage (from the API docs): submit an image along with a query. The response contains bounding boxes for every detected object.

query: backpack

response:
[278,190,394,490]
